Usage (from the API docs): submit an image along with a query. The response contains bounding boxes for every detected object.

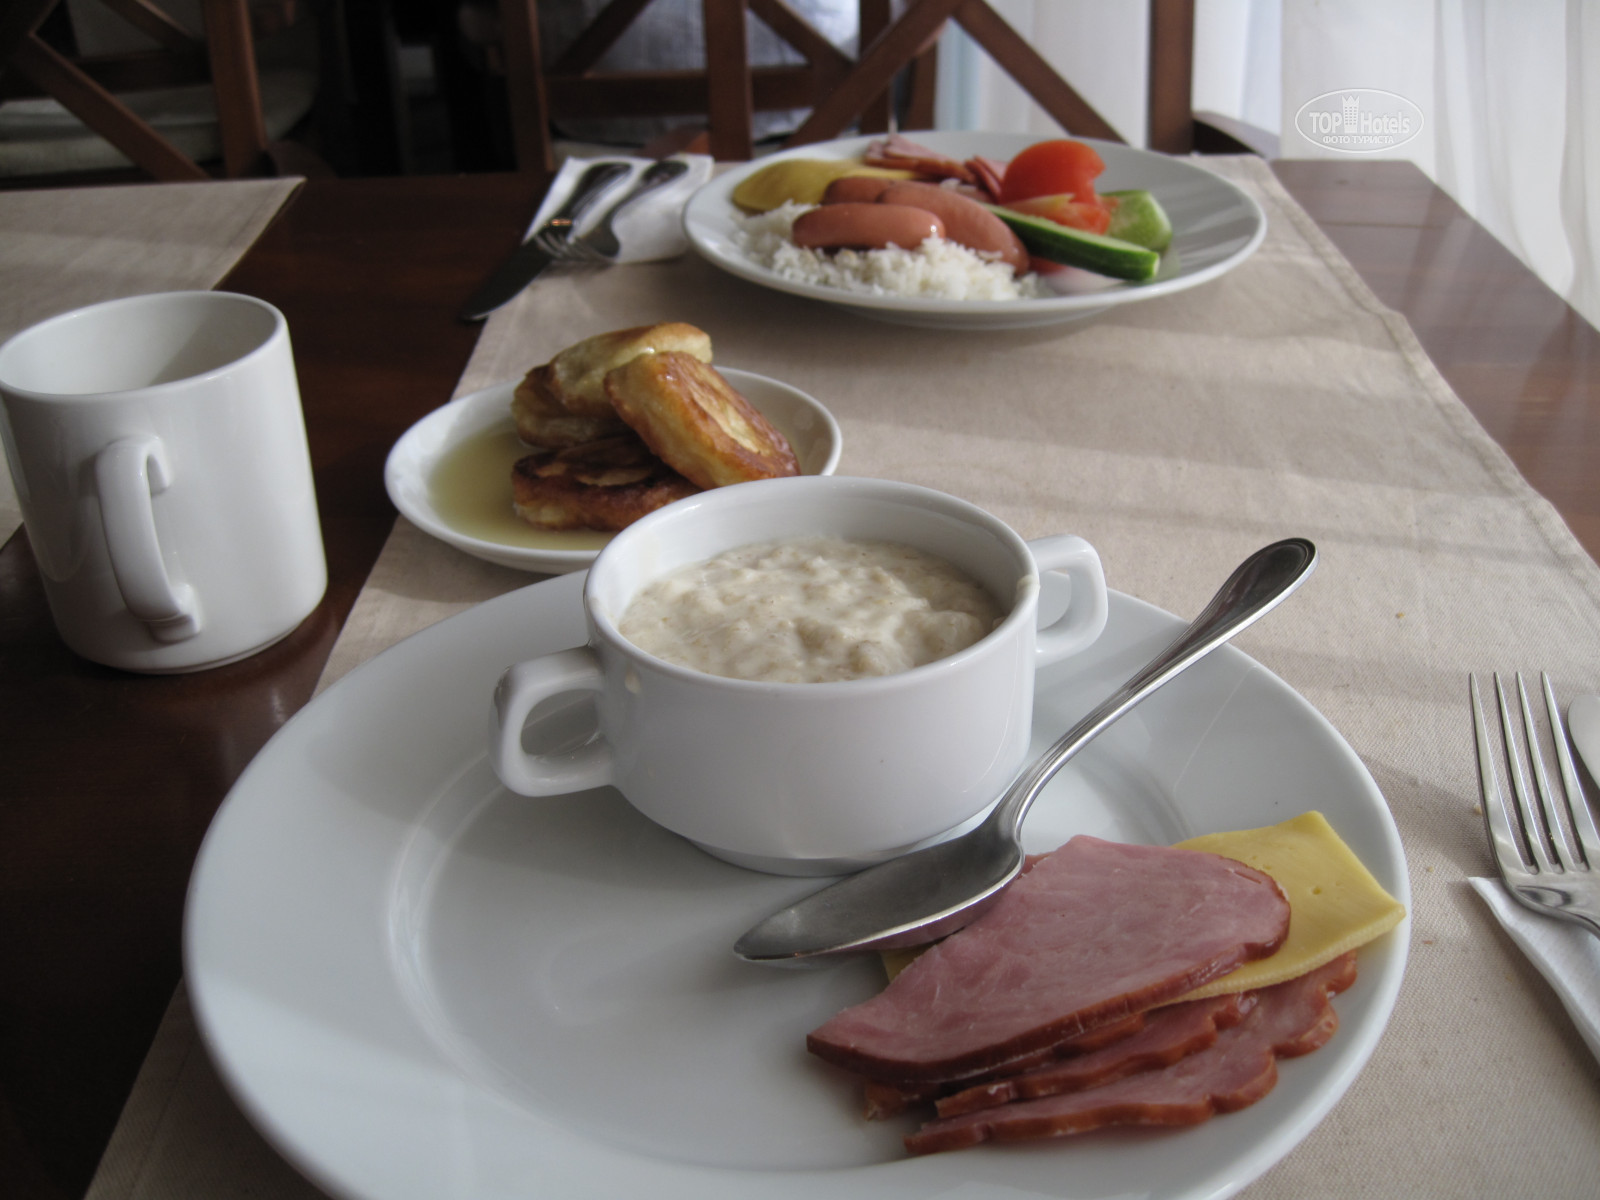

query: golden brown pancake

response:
[510,433,700,531]
[540,322,714,419]
[510,370,630,449]
[511,322,713,448]
[603,352,799,490]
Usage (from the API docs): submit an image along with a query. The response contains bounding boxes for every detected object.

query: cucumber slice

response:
[1103,189,1173,252]
[983,203,1161,282]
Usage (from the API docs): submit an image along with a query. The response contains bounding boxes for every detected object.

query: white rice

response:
[734,203,1047,302]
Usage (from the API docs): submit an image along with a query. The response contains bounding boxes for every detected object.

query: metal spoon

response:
[733,537,1318,964]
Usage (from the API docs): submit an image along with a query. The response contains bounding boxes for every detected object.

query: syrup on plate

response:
[427,420,610,553]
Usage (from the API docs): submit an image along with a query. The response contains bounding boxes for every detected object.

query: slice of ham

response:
[862,1010,1152,1120]
[807,837,1290,1084]
[904,952,1359,1155]
[966,155,1008,203]
[863,1080,938,1120]
[934,992,1254,1117]
[862,134,977,185]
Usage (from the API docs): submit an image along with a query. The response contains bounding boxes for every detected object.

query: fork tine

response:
[1519,673,1579,870]
[535,229,597,266]
[1497,673,1558,873]
[1473,674,1534,878]
[560,238,608,265]
[535,232,602,271]
[534,229,570,258]
[538,224,581,254]
[1546,672,1600,866]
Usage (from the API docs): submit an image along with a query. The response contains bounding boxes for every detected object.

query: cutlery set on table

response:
[1470,674,1600,1060]
[459,156,701,321]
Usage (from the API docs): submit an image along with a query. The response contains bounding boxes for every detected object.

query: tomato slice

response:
[1005,193,1112,235]
[998,139,1106,205]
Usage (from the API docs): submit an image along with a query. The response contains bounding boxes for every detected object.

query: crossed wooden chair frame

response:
[499,0,1210,175]
[0,0,272,181]
[0,0,1237,186]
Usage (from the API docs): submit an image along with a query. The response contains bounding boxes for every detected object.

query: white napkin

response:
[528,154,714,262]
[1470,876,1600,1064]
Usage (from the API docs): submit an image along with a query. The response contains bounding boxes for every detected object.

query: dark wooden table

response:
[2,160,1596,1200]
[1274,160,1600,557]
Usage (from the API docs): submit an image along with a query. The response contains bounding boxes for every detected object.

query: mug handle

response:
[490,648,615,796]
[94,435,201,643]
[1028,534,1109,666]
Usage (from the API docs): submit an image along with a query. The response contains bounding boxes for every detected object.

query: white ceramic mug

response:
[0,291,326,673]
[490,476,1108,875]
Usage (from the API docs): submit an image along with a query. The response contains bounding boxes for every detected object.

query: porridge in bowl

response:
[616,535,1005,683]
[489,474,1107,872]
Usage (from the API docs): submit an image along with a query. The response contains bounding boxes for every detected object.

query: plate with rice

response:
[683,132,1266,331]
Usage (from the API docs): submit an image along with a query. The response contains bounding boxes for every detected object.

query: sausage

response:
[821,175,897,205]
[790,202,945,252]
[876,181,1029,275]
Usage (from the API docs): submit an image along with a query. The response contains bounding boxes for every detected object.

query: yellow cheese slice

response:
[880,945,920,981]
[1169,810,1406,1000]
[730,159,915,212]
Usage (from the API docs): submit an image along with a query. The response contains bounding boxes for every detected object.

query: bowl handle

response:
[490,648,614,796]
[1028,534,1109,666]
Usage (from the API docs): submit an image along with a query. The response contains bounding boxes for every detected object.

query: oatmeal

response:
[617,535,1004,683]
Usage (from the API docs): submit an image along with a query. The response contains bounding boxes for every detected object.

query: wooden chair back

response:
[0,0,275,181]
[494,0,1271,175]
[786,0,1273,156]
[497,0,939,172]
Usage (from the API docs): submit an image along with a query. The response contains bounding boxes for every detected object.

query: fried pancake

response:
[542,322,714,420]
[511,433,700,531]
[511,322,713,448]
[604,352,800,490]
[510,369,630,448]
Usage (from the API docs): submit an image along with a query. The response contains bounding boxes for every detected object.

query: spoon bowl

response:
[734,537,1318,963]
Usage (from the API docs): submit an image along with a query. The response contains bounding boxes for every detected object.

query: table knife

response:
[1571,694,1600,783]
[459,161,630,322]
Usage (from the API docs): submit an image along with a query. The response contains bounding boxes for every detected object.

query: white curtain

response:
[941,0,1600,332]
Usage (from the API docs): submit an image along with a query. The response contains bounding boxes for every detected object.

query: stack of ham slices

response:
[859,133,1010,203]
[804,835,1360,1155]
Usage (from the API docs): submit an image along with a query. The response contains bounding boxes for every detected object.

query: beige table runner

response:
[0,177,301,541]
[89,157,1600,1200]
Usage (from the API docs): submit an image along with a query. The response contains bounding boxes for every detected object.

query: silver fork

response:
[544,159,690,265]
[1470,671,1600,938]
[527,160,631,261]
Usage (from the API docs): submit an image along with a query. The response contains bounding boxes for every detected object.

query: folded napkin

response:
[529,154,714,262]
[1470,876,1600,1064]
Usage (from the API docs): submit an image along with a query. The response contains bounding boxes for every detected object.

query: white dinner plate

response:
[684,133,1267,330]
[384,369,843,574]
[186,572,1408,1200]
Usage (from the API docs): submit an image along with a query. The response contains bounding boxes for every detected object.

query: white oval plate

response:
[384,368,843,574]
[186,574,1408,1200]
[684,133,1267,330]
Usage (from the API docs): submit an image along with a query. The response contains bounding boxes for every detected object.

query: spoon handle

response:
[989,537,1318,841]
